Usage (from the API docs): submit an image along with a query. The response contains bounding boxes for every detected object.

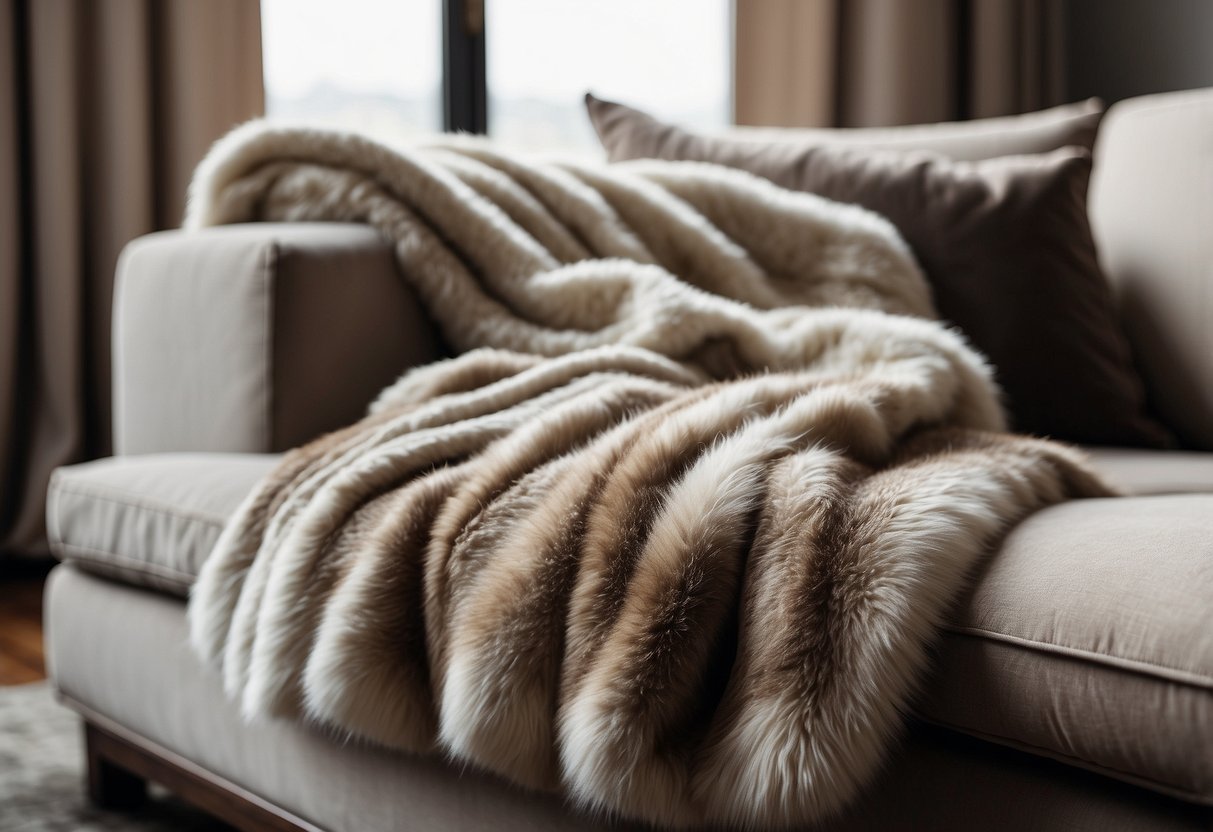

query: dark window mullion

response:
[443,0,487,133]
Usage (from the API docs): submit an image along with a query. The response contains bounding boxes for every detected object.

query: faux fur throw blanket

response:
[185,123,1112,828]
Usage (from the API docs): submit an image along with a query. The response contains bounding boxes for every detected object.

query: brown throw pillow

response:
[591,94,1107,162]
[587,95,1169,447]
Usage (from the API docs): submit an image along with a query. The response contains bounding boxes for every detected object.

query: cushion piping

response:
[55,541,197,586]
[50,483,230,528]
[942,624,1213,689]
[917,715,1212,807]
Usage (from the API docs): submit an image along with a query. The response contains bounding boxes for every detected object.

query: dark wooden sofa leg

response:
[85,722,148,810]
[74,715,321,831]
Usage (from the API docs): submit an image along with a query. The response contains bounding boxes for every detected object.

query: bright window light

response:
[261,0,442,145]
[260,0,732,154]
[487,0,732,152]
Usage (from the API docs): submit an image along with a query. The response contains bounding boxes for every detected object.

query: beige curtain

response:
[734,0,1066,127]
[0,0,263,559]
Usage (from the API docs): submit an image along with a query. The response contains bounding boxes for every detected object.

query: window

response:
[261,0,442,146]
[486,0,731,152]
[261,0,732,153]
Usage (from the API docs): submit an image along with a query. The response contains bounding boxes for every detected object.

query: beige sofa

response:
[44,88,1213,831]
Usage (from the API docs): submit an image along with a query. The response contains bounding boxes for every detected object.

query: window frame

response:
[442,0,488,133]
[264,0,729,141]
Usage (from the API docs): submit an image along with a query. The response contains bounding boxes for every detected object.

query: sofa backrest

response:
[1089,87,1213,450]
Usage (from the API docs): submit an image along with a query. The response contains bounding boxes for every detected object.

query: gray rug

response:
[0,683,230,831]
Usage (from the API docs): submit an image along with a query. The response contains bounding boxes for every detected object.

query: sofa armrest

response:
[113,223,442,455]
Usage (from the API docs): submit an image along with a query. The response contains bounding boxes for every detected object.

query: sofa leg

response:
[85,722,147,810]
[72,714,321,830]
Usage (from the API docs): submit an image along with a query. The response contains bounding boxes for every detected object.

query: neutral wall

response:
[1064,0,1213,104]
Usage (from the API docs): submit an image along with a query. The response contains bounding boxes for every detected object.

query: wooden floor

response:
[0,561,50,685]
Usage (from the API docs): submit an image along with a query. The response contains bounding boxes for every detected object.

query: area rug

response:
[0,683,229,831]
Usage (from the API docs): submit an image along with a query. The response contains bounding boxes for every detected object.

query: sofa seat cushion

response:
[47,454,279,596]
[1085,448,1213,495]
[47,455,1213,805]
[921,494,1213,805]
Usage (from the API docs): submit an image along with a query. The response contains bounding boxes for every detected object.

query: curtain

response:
[734,0,1066,127]
[0,0,264,559]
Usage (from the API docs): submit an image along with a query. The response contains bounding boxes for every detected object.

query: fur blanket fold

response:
[185,122,1112,829]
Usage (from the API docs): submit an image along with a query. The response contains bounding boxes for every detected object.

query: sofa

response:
[43,88,1213,830]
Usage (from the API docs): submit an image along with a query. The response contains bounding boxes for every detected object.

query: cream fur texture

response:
[185,122,1113,829]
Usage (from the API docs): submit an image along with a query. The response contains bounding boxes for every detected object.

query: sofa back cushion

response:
[587,95,1169,447]
[1089,88,1213,450]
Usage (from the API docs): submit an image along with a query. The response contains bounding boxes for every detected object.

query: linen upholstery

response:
[113,223,441,456]
[46,454,277,595]
[45,566,1212,831]
[43,452,1213,806]
[1088,87,1213,450]
[586,96,1167,447]
[1083,448,1213,495]
[925,495,1213,805]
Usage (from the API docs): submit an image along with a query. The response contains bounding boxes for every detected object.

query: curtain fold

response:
[0,0,263,559]
[734,0,1066,127]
